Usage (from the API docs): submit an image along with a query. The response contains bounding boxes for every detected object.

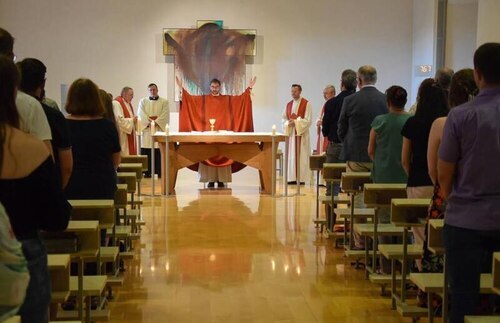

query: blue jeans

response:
[444,224,500,323]
[19,238,50,323]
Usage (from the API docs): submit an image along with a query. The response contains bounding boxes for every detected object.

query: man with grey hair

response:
[316,84,336,155]
[410,67,454,114]
[435,66,454,91]
[113,86,138,155]
[338,65,388,249]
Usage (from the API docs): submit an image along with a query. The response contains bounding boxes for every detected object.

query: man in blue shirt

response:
[439,42,500,322]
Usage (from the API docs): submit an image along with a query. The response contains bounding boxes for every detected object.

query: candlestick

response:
[271,124,276,136]
[165,123,170,136]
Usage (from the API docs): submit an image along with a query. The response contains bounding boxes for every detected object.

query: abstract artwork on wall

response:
[164,22,256,100]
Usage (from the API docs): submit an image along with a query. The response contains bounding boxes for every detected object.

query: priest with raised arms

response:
[282,84,312,185]
[176,76,256,188]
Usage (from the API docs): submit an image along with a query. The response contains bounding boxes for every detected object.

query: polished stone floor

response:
[108,168,408,322]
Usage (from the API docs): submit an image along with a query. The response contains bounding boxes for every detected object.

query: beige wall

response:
[0,0,414,136]
[477,0,500,45]
[446,1,477,70]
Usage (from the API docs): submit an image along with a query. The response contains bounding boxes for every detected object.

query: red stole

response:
[286,98,308,180]
[114,96,137,155]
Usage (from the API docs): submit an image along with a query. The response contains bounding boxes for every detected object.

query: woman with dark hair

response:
[65,79,121,200]
[368,85,411,274]
[0,56,71,322]
[417,69,478,308]
[401,78,448,271]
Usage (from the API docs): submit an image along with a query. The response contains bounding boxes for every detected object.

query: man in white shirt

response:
[282,84,312,184]
[113,87,137,156]
[137,83,169,178]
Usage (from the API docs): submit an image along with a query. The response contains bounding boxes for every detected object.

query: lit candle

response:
[165,123,170,136]
[272,124,276,136]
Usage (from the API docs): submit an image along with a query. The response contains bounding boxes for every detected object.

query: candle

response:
[271,124,276,136]
[151,120,156,135]
[165,123,170,136]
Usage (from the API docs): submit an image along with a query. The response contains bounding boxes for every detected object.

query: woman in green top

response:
[367,85,410,274]
[368,85,410,183]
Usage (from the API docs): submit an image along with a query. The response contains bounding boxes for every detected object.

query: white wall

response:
[477,0,500,45]
[0,0,414,140]
[445,0,477,70]
[411,0,437,105]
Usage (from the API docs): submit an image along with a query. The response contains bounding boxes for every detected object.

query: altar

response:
[153,132,286,195]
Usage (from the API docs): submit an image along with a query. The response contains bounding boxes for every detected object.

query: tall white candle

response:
[165,123,170,136]
[272,124,276,136]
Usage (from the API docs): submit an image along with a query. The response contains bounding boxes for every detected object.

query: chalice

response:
[209,118,216,132]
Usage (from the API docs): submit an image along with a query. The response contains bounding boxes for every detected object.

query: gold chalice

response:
[209,118,216,132]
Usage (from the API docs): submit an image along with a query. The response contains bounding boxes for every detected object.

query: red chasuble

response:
[114,96,137,155]
[179,88,254,172]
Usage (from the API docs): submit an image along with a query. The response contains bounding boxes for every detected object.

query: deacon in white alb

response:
[282,84,312,184]
[137,83,169,178]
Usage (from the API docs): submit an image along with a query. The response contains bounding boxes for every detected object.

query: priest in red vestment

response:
[177,76,256,188]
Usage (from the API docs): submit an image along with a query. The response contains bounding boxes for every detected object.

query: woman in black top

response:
[401,78,448,271]
[64,79,121,200]
[0,57,71,322]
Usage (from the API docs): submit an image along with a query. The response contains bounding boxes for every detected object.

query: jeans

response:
[19,238,50,323]
[325,142,343,196]
[444,224,500,323]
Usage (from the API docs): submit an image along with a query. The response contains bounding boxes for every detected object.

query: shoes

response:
[287,181,305,185]
[207,182,215,188]
[143,173,152,178]
[217,181,225,188]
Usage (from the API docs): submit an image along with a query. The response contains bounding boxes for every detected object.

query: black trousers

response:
[141,148,161,177]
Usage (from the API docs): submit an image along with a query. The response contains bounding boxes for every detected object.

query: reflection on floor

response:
[108,168,406,322]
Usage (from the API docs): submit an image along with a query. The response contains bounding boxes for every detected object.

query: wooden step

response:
[335,208,375,218]
[319,195,351,205]
[100,247,119,263]
[396,303,428,318]
[106,276,123,287]
[378,244,423,260]
[119,251,135,260]
[410,273,493,294]
[69,276,107,296]
[465,316,500,323]
[57,309,110,321]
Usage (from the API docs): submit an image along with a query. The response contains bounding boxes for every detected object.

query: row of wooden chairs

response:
[41,155,148,323]
[309,155,500,322]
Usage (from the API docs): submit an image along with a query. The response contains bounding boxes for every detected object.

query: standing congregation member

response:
[338,65,387,249]
[368,85,410,273]
[401,78,448,269]
[137,83,169,178]
[65,78,121,201]
[16,58,73,188]
[439,43,500,322]
[282,84,312,185]
[113,86,137,156]
[322,69,357,196]
[0,55,71,323]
